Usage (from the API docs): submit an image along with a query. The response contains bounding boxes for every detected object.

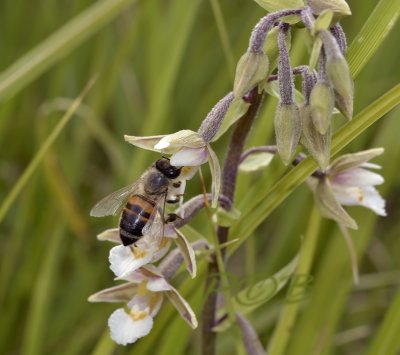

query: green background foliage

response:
[0,0,399,354]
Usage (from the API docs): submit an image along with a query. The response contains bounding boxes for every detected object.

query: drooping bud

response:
[275,103,301,165]
[319,30,353,120]
[233,51,269,98]
[300,104,331,170]
[198,92,234,143]
[307,0,351,17]
[309,80,334,134]
[300,67,317,104]
[275,24,301,164]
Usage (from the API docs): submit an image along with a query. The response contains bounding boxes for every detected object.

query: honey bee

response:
[90,158,183,246]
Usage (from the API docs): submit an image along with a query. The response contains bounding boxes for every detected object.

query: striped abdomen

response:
[119,194,156,246]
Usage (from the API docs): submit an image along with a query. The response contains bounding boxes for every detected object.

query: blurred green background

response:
[0,0,399,354]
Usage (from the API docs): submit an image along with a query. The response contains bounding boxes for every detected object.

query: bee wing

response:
[90,180,141,217]
[142,195,166,242]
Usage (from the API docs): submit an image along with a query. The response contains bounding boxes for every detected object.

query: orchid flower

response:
[88,265,197,346]
[310,148,386,228]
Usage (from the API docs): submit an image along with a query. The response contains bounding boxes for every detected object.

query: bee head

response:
[155,158,181,179]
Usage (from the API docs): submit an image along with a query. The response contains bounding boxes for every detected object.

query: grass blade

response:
[366,286,400,354]
[0,0,136,101]
[347,0,400,77]
[0,78,96,224]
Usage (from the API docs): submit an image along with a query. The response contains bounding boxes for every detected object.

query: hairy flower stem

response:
[201,87,264,355]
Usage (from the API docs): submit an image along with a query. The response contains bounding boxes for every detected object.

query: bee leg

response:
[165,213,183,223]
[166,193,184,204]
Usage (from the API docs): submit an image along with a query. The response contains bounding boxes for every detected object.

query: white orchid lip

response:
[108,308,153,346]
[332,185,387,216]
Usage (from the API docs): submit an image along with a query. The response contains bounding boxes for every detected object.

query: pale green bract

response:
[239,152,274,172]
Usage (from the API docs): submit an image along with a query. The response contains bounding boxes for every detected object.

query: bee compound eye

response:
[156,158,181,179]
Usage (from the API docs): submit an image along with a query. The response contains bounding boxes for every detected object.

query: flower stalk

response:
[202,87,264,355]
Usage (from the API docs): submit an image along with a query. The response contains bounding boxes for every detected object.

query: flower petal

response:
[156,130,205,150]
[124,134,167,152]
[88,283,137,303]
[174,227,197,278]
[149,238,172,263]
[332,185,387,216]
[97,228,120,243]
[170,147,208,167]
[109,245,153,279]
[179,166,199,180]
[316,178,358,229]
[147,276,172,292]
[207,144,221,208]
[164,286,198,329]
[329,148,384,173]
[331,167,384,187]
[108,308,153,345]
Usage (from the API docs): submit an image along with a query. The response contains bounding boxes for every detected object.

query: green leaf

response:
[253,0,304,13]
[213,254,299,332]
[347,0,400,78]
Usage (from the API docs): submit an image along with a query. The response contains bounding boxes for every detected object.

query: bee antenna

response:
[161,156,170,161]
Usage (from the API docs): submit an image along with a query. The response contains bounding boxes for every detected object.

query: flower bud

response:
[334,89,353,121]
[309,80,334,134]
[233,51,269,98]
[320,30,354,120]
[307,0,351,17]
[275,103,301,165]
[300,104,331,170]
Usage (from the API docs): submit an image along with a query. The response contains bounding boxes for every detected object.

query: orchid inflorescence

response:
[89,0,387,348]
